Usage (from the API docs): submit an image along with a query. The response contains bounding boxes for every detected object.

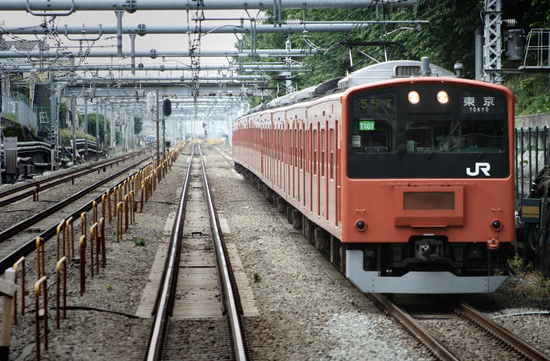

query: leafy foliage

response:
[240,1,550,115]
[505,74,550,115]
[134,116,143,134]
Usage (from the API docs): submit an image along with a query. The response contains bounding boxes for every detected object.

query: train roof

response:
[337,60,456,89]
[247,59,456,115]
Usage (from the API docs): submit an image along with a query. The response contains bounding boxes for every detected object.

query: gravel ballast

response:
[1,144,549,360]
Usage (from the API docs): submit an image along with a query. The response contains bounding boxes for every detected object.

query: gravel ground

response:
[1,143,549,361]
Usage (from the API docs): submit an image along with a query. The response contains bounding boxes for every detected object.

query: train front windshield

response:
[347,85,510,179]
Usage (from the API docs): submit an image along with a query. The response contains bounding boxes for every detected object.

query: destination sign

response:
[459,91,505,114]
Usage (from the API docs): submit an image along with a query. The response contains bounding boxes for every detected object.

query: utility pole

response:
[96,103,100,160]
[71,96,76,163]
[155,89,160,166]
[84,98,88,161]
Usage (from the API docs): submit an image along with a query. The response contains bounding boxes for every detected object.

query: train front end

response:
[341,77,515,294]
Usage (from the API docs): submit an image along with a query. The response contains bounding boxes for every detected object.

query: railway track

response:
[145,144,248,361]
[369,293,550,361]
[0,148,151,208]
[0,153,154,273]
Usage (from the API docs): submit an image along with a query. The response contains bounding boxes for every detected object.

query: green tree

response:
[134,116,143,134]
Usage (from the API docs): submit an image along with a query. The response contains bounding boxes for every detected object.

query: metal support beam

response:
[64,84,263,97]
[1,22,427,36]
[0,49,319,59]
[0,0,416,11]
[0,64,308,73]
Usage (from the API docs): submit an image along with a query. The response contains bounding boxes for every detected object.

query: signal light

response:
[408,91,420,105]
[163,99,172,116]
[437,90,449,104]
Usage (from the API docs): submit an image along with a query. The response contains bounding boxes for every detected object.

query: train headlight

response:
[408,91,420,105]
[355,220,367,232]
[437,90,449,104]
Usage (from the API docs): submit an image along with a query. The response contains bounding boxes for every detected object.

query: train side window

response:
[314,129,318,175]
[321,128,326,177]
[350,118,396,153]
[330,128,335,179]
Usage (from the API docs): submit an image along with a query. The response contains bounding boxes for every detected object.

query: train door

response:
[260,124,264,174]
[308,123,313,215]
[320,121,326,220]
[300,124,304,209]
[294,121,298,201]
[328,118,335,227]
[335,118,341,228]
[313,122,321,217]
[285,121,294,199]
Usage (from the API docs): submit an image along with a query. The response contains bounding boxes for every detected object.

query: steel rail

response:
[458,302,550,361]
[0,149,150,207]
[200,145,248,361]
[145,147,193,361]
[0,158,153,274]
[0,155,152,243]
[368,293,460,361]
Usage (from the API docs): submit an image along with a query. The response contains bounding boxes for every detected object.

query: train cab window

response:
[405,119,506,153]
[350,118,396,153]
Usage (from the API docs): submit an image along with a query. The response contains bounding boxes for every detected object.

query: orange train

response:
[233,59,515,293]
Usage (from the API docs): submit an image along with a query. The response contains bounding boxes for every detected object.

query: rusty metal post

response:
[117,202,123,242]
[79,236,86,296]
[124,195,129,231]
[101,194,106,222]
[56,220,65,261]
[106,189,112,223]
[12,258,25,325]
[34,276,48,360]
[140,185,145,213]
[35,237,45,278]
[129,191,135,223]
[65,217,74,262]
[80,212,87,239]
[92,200,98,225]
[55,257,67,329]
[113,186,118,212]
[90,224,97,277]
[99,218,106,267]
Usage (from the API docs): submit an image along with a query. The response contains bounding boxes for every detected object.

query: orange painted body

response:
[234,78,515,249]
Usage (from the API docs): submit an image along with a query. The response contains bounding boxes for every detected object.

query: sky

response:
[1,9,258,139]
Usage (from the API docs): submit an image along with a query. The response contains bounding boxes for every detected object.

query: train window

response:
[405,119,506,153]
[330,128,335,180]
[350,118,396,153]
[321,129,326,177]
[314,130,318,175]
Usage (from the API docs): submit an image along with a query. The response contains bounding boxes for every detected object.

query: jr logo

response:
[466,162,491,176]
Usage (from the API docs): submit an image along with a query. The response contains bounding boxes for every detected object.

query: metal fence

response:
[0,95,38,131]
[515,126,549,201]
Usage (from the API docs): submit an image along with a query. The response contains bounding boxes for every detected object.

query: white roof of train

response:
[337,60,456,89]
[250,59,456,114]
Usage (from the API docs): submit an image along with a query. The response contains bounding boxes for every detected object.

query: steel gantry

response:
[482,0,503,84]
[0,0,421,167]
